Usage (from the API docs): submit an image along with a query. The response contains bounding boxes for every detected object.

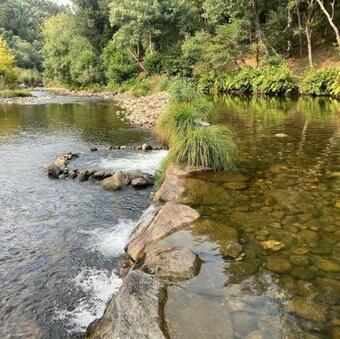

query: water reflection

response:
[163,96,340,339]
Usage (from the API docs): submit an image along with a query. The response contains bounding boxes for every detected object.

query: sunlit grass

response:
[0,89,32,98]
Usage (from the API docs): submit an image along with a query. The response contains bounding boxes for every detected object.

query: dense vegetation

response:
[0,0,339,96]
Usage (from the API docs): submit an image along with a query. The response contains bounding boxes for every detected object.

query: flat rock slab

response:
[127,201,200,261]
[87,271,167,339]
[140,246,201,282]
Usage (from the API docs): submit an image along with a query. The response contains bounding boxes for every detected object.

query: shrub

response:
[168,77,197,102]
[0,37,17,89]
[156,96,214,143]
[127,79,151,97]
[144,51,162,75]
[17,69,42,87]
[330,72,340,97]
[252,65,297,95]
[147,75,170,93]
[163,125,237,171]
[0,89,32,98]
[300,68,339,96]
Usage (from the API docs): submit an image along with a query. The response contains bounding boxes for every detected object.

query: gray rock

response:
[48,164,63,178]
[101,171,130,191]
[131,177,154,188]
[93,171,106,180]
[142,143,153,151]
[77,170,89,182]
[90,147,98,152]
[86,271,167,339]
[140,246,201,282]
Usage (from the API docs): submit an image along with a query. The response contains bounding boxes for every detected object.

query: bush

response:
[164,125,237,171]
[0,89,32,98]
[17,69,42,87]
[102,41,138,86]
[156,96,214,143]
[127,79,151,97]
[147,75,170,93]
[252,65,297,95]
[300,68,339,96]
[144,51,162,75]
[0,37,17,89]
[168,77,197,102]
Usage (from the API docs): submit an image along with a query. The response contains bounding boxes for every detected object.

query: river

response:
[0,92,339,338]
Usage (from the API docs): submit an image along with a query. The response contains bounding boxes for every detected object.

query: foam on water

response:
[81,219,135,257]
[96,150,168,174]
[55,268,122,333]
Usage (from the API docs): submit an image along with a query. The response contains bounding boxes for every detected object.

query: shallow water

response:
[0,95,165,338]
[161,96,340,339]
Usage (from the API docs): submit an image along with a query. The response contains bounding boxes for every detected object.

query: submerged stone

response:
[266,257,292,273]
[224,181,248,190]
[260,240,285,252]
[314,257,340,272]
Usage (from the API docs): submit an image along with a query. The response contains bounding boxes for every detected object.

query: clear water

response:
[0,95,165,338]
[160,96,340,339]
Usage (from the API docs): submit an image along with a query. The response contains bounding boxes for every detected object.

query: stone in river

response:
[131,176,154,188]
[86,271,167,339]
[77,170,89,182]
[140,246,201,282]
[224,181,248,190]
[298,230,320,244]
[291,267,314,280]
[127,201,200,261]
[260,240,285,251]
[314,257,340,272]
[142,143,153,151]
[93,171,105,179]
[90,147,98,152]
[101,171,130,190]
[285,296,327,322]
[266,257,292,273]
[47,164,63,178]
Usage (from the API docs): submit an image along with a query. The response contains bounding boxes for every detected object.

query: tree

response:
[42,13,76,83]
[0,36,17,88]
[316,0,340,48]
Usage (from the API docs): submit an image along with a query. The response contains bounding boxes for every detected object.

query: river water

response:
[0,93,339,339]
[0,93,166,338]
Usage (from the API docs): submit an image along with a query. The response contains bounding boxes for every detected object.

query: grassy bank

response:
[0,89,32,98]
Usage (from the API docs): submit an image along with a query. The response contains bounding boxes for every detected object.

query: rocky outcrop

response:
[139,246,201,282]
[87,271,168,339]
[47,152,79,178]
[127,201,200,262]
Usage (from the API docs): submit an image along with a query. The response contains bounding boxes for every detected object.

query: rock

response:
[120,145,127,150]
[275,133,288,138]
[90,147,98,152]
[93,171,106,179]
[289,255,309,266]
[266,257,292,273]
[142,143,153,151]
[221,241,243,258]
[127,201,200,261]
[232,312,259,337]
[101,171,130,191]
[153,166,186,202]
[140,246,201,281]
[292,247,310,255]
[285,296,327,322]
[314,257,340,272]
[86,271,167,339]
[47,164,63,178]
[298,230,319,244]
[291,267,314,280]
[131,177,154,188]
[260,240,285,252]
[77,170,89,182]
[224,181,248,190]
[270,189,298,210]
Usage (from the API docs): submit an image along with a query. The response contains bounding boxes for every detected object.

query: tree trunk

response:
[316,0,340,48]
[305,24,313,67]
[297,8,303,57]
[287,6,292,56]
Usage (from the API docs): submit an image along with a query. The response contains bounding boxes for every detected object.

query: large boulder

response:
[47,164,63,178]
[127,201,200,261]
[140,246,201,282]
[101,171,130,191]
[87,271,167,339]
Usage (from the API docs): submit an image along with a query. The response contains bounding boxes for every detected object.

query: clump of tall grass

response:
[168,77,197,102]
[0,89,32,98]
[163,125,237,171]
[156,96,214,144]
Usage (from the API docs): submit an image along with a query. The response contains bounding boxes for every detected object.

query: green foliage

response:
[127,79,151,97]
[69,37,101,87]
[144,51,161,75]
[17,69,42,86]
[101,40,138,86]
[0,37,17,88]
[300,68,339,96]
[168,78,198,102]
[156,96,214,143]
[164,125,237,171]
[0,89,32,97]
[252,65,297,95]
